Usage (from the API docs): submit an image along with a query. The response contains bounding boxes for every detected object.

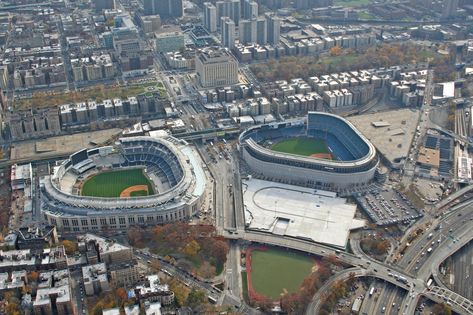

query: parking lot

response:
[356,186,423,226]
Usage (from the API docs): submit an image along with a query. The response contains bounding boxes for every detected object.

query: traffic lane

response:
[450,240,473,299]
[398,203,473,270]
[134,251,220,296]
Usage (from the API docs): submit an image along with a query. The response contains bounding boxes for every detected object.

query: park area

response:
[14,81,166,110]
[271,137,332,159]
[81,169,154,198]
[247,247,315,300]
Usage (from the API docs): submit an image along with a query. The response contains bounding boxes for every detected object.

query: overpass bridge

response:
[174,127,241,141]
[223,229,473,314]
[425,286,473,315]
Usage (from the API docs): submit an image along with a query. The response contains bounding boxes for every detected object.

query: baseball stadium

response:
[239,112,379,190]
[41,136,207,233]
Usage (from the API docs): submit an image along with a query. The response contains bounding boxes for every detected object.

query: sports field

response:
[250,248,314,299]
[271,137,331,158]
[81,169,155,198]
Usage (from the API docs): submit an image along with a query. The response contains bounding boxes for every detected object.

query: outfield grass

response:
[271,137,330,157]
[334,0,370,7]
[250,248,314,299]
[81,169,154,198]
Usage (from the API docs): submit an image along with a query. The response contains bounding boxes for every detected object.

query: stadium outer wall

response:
[238,112,378,191]
[41,136,207,233]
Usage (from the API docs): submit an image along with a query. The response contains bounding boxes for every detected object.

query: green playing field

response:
[250,248,314,299]
[81,169,154,198]
[271,137,330,156]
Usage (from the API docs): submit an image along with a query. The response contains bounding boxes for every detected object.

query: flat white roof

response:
[243,178,365,248]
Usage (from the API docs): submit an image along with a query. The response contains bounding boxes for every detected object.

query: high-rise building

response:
[155,32,185,52]
[168,0,183,18]
[143,0,158,16]
[203,2,217,33]
[94,0,115,10]
[221,17,235,49]
[239,12,267,45]
[256,16,267,45]
[143,0,182,18]
[239,19,256,44]
[442,0,459,18]
[296,0,309,9]
[216,0,241,26]
[266,13,281,45]
[242,0,258,19]
[196,47,238,87]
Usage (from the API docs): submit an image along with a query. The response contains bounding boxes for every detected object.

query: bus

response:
[369,287,375,297]
[208,296,217,304]
[162,269,172,277]
[222,139,227,144]
[427,279,433,288]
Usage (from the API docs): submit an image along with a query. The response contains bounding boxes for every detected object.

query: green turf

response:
[81,169,154,198]
[271,137,330,157]
[241,271,249,303]
[334,0,370,7]
[130,190,148,197]
[250,248,314,299]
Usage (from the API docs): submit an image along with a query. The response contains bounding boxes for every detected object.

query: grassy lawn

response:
[14,81,166,110]
[271,137,330,156]
[320,54,360,66]
[81,169,154,198]
[334,0,370,7]
[216,262,224,275]
[358,11,376,19]
[241,271,249,303]
[250,248,314,299]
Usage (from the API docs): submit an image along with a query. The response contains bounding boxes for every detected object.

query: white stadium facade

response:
[238,112,379,191]
[40,136,207,233]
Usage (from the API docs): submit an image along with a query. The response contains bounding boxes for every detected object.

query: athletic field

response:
[250,248,314,299]
[271,137,331,158]
[81,169,155,198]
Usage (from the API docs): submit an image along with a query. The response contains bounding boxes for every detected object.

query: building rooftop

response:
[34,269,71,307]
[144,301,162,315]
[418,147,440,168]
[102,308,121,315]
[135,274,170,296]
[348,109,420,168]
[78,234,131,256]
[82,262,108,285]
[243,178,365,248]
[197,47,235,64]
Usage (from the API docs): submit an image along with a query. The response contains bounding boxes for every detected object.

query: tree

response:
[61,240,77,255]
[209,239,229,265]
[330,46,342,56]
[149,260,161,271]
[4,291,21,315]
[27,271,39,283]
[186,288,207,308]
[375,240,390,254]
[167,279,188,307]
[183,240,200,257]
[115,287,128,303]
[198,261,216,279]
[432,303,452,315]
[127,227,145,248]
[347,272,356,287]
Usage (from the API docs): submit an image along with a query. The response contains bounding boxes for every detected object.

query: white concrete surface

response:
[243,178,365,248]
